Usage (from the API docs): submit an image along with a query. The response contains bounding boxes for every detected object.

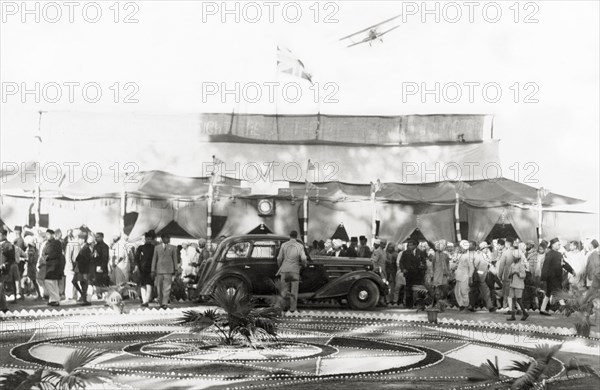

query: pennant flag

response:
[277,46,313,84]
[212,155,224,165]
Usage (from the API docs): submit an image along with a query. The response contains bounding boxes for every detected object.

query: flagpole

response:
[455,191,462,242]
[303,185,309,244]
[34,110,45,231]
[303,159,313,244]
[537,188,547,240]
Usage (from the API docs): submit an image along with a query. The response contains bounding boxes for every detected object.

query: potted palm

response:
[414,285,447,323]
[178,285,281,348]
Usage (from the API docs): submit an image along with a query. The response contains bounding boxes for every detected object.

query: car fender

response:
[311,271,387,299]
[199,269,253,296]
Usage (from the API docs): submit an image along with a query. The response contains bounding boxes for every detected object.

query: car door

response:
[246,240,280,295]
[223,240,252,284]
[299,250,330,294]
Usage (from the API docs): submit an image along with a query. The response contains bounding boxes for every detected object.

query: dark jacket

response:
[400,249,426,284]
[135,243,155,275]
[91,241,110,274]
[541,250,574,287]
[75,243,92,274]
[43,238,65,280]
[345,246,358,258]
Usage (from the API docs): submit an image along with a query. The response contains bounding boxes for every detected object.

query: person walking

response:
[42,229,65,306]
[24,235,41,299]
[431,240,450,306]
[276,231,307,312]
[507,251,529,321]
[91,233,110,299]
[371,239,387,280]
[134,232,156,307]
[385,242,398,304]
[74,232,92,305]
[399,239,425,309]
[468,241,495,312]
[540,238,575,316]
[498,238,525,312]
[453,240,474,312]
[64,230,81,301]
[151,234,178,309]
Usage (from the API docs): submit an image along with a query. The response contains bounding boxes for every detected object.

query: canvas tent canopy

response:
[0,112,594,243]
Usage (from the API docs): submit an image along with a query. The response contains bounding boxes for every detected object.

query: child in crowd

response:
[508,251,528,321]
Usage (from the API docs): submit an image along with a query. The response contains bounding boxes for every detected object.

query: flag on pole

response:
[212,155,224,165]
[277,46,313,84]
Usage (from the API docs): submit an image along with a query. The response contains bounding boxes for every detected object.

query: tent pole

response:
[207,182,213,248]
[455,192,462,241]
[371,188,377,241]
[303,193,308,244]
[537,191,543,240]
[120,189,126,235]
[34,184,40,230]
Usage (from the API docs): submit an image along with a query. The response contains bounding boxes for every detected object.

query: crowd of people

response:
[1,224,599,321]
[0,225,215,312]
[309,235,600,320]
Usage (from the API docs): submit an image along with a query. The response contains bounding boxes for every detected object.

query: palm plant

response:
[466,356,501,382]
[554,289,596,336]
[44,348,111,390]
[0,348,109,390]
[509,343,562,390]
[564,357,600,379]
[0,368,51,390]
[413,285,447,312]
[179,286,280,347]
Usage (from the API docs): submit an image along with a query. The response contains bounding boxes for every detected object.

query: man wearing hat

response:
[151,234,179,309]
[399,239,424,309]
[13,226,26,277]
[74,232,92,305]
[357,236,372,258]
[134,232,156,307]
[191,238,210,274]
[345,237,358,258]
[540,238,575,316]
[42,229,65,306]
[91,232,110,290]
[371,238,387,281]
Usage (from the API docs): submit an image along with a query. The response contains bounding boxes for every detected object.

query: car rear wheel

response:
[215,276,249,296]
[347,279,380,310]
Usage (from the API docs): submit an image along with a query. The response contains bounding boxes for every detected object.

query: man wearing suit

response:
[151,234,178,309]
[277,231,307,312]
[42,229,65,306]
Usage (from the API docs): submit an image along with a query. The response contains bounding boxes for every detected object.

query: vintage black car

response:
[196,234,388,310]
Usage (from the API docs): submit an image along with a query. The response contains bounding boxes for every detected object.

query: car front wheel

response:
[347,279,380,310]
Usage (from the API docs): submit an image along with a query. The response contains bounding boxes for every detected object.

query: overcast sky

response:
[1,1,598,208]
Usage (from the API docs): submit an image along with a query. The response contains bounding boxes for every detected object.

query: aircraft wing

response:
[376,25,400,38]
[339,14,401,40]
[346,36,373,48]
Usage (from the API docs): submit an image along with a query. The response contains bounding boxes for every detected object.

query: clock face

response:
[258,199,273,214]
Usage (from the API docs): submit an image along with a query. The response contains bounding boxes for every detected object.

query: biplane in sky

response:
[339,14,401,48]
